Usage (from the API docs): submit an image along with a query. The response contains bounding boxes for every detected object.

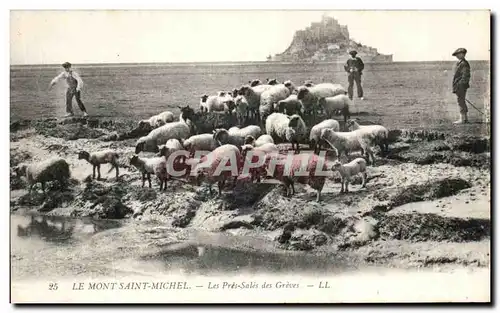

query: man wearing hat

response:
[49,62,88,117]
[344,50,365,100]
[451,48,471,124]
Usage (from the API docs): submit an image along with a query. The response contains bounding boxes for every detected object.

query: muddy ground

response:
[10,114,491,274]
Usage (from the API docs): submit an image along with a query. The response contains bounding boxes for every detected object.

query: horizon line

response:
[9,59,490,67]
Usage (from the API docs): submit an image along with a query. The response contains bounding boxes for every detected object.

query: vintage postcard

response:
[9,9,491,303]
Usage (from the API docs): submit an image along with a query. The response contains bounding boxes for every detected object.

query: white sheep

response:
[265,112,291,143]
[309,119,341,153]
[240,142,279,183]
[15,157,71,194]
[346,119,390,155]
[286,114,308,153]
[331,157,368,193]
[318,94,351,124]
[244,134,274,147]
[239,84,273,121]
[320,128,374,164]
[296,83,347,118]
[228,125,262,139]
[138,111,175,129]
[259,81,296,121]
[199,95,209,112]
[158,138,185,158]
[135,106,195,154]
[276,94,304,116]
[213,128,245,147]
[78,149,120,180]
[129,155,168,190]
[181,133,218,155]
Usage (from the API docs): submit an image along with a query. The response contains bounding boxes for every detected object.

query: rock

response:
[286,229,329,251]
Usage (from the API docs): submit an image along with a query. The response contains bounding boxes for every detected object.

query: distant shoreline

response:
[9,60,491,69]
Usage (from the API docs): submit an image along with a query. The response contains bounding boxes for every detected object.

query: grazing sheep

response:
[346,119,390,155]
[259,82,296,121]
[276,94,303,116]
[239,84,273,121]
[318,94,351,124]
[78,149,120,180]
[320,128,374,164]
[135,105,195,154]
[191,144,243,196]
[158,138,184,158]
[260,152,329,202]
[331,157,367,193]
[129,155,167,190]
[296,83,347,118]
[309,119,341,154]
[244,134,274,147]
[234,95,249,124]
[181,133,218,156]
[138,111,175,129]
[15,157,70,194]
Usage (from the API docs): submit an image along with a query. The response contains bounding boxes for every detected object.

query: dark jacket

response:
[452,59,471,93]
[344,57,365,74]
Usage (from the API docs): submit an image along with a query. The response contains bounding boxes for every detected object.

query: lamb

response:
[318,94,351,124]
[260,152,330,202]
[15,157,71,194]
[191,144,243,196]
[181,133,218,156]
[259,81,296,121]
[158,138,184,159]
[78,149,120,180]
[331,157,367,193]
[244,134,274,147]
[203,94,231,113]
[238,84,273,121]
[346,119,390,155]
[234,95,249,125]
[276,94,303,116]
[296,83,347,118]
[138,111,175,129]
[135,105,195,154]
[320,128,375,164]
[309,119,341,154]
[129,155,167,190]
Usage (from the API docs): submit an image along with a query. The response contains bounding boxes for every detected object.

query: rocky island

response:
[270,15,393,63]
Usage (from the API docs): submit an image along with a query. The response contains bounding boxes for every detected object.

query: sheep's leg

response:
[97,165,101,180]
[345,178,350,193]
[41,182,46,195]
[141,173,145,187]
[159,180,163,191]
[163,178,168,191]
[290,181,296,195]
[340,178,345,193]
[295,141,300,154]
[92,165,96,179]
[218,180,225,196]
[147,173,152,188]
[316,189,322,202]
[114,163,119,179]
[361,172,367,188]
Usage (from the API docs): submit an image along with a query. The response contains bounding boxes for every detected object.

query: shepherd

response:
[49,62,88,117]
[451,48,471,124]
[344,50,365,101]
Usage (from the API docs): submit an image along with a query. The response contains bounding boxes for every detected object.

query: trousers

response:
[455,88,468,114]
[66,88,87,114]
[347,72,363,99]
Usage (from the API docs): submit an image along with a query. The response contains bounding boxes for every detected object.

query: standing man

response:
[49,62,88,117]
[344,50,364,100]
[451,48,471,124]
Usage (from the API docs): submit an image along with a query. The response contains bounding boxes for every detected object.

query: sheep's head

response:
[138,120,150,129]
[213,129,229,145]
[296,86,310,100]
[284,80,296,93]
[224,100,236,112]
[129,155,140,166]
[135,141,145,154]
[331,160,342,171]
[238,85,251,96]
[320,128,334,141]
[285,127,297,142]
[276,100,286,113]
[267,78,279,85]
[77,150,90,161]
[217,91,226,97]
[178,105,196,122]
[288,114,303,128]
[200,95,209,103]
[244,135,256,145]
[250,79,262,87]
[231,88,239,98]
[304,80,314,87]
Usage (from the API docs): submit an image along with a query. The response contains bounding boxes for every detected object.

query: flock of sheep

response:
[13,77,390,203]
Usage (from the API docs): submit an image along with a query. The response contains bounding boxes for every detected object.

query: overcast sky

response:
[10,10,490,64]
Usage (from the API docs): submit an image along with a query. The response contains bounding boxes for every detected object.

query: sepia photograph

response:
[9,8,491,303]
